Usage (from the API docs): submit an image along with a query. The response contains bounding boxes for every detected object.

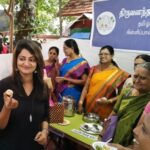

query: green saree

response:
[112,88,150,146]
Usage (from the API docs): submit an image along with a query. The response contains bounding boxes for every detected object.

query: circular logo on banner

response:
[96,11,116,35]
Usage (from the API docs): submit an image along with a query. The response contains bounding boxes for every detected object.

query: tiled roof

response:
[60,0,93,16]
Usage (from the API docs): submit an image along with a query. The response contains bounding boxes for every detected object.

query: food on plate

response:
[83,124,90,131]
[83,123,101,133]
[80,123,103,135]
[93,124,100,132]
[92,141,117,150]
[95,145,111,150]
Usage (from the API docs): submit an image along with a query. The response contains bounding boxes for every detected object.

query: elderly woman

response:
[123,54,150,89]
[97,54,150,105]
[108,62,150,146]
[109,113,150,150]
[78,45,130,120]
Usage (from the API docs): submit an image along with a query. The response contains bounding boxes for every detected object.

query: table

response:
[49,114,99,149]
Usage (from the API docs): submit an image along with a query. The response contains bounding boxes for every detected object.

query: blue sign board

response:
[91,0,150,51]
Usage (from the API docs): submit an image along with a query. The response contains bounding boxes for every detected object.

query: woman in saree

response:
[98,54,150,105]
[44,46,60,102]
[78,45,130,120]
[107,62,150,146]
[109,113,150,150]
[123,54,150,89]
[56,39,90,107]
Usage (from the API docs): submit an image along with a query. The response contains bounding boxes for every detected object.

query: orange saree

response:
[85,66,130,120]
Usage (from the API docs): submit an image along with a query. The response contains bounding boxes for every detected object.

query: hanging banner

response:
[91,0,150,51]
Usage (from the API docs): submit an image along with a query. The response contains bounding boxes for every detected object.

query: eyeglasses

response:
[134,63,141,67]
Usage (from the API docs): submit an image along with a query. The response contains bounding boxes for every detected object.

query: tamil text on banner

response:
[91,0,150,51]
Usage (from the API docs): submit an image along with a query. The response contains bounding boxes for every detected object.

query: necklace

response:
[28,94,34,123]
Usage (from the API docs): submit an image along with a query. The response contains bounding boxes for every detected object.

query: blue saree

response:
[57,57,90,106]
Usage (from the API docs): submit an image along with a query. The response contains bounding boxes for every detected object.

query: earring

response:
[34,70,37,73]
[15,68,18,72]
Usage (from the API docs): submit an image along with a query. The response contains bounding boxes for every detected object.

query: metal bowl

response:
[82,113,100,123]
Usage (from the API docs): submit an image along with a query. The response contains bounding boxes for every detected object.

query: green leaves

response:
[1,0,73,37]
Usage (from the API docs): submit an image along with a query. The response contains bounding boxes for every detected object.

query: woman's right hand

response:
[77,101,83,114]
[34,130,48,146]
[96,97,108,104]
[3,89,18,110]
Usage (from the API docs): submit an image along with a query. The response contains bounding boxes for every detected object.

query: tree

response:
[14,0,70,40]
[35,0,70,35]
[15,0,36,41]
[59,0,62,37]
[0,0,9,5]
[2,0,14,52]
[1,0,71,42]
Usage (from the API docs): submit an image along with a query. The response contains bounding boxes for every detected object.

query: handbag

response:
[101,115,118,142]
[49,103,64,123]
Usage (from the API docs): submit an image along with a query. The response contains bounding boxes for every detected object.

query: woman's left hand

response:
[34,130,48,146]
[43,69,53,91]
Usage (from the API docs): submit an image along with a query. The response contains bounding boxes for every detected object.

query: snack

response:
[6,89,13,97]
[92,141,117,150]
[96,145,111,150]
[80,123,103,135]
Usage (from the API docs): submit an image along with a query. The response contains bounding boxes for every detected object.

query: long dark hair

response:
[134,54,150,69]
[12,39,48,100]
[64,39,80,55]
[100,45,118,67]
[135,54,150,62]
[49,46,59,55]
